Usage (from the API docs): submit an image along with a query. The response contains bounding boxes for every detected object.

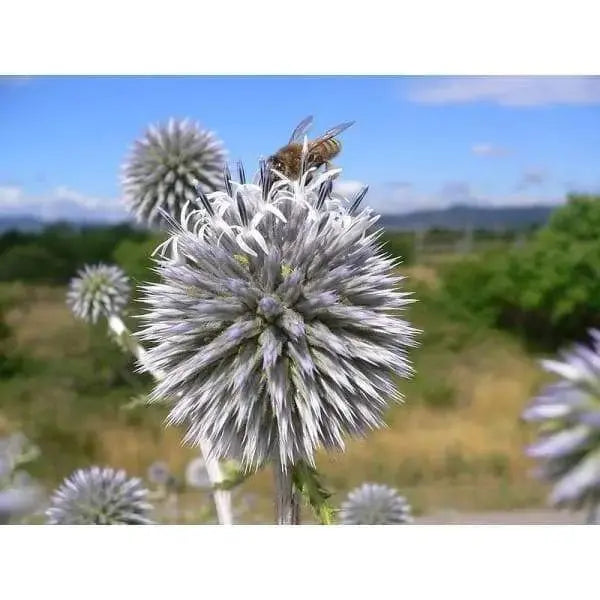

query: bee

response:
[267,116,355,180]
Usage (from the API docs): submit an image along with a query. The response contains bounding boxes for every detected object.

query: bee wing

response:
[308,121,355,155]
[314,121,355,144]
[289,115,314,143]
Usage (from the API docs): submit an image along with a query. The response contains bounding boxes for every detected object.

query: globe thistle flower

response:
[122,118,227,228]
[185,456,211,490]
[139,153,417,473]
[67,264,131,324]
[339,483,413,525]
[523,330,600,520]
[147,461,171,487]
[46,466,154,525]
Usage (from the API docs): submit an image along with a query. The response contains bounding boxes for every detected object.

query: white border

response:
[1,1,599,74]
[0,525,596,598]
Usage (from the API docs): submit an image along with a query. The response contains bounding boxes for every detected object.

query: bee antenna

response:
[223,164,233,197]
[237,161,246,185]
[349,185,369,215]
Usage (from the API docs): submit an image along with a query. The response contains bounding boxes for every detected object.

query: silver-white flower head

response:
[185,456,211,489]
[523,330,600,510]
[340,483,413,524]
[147,461,171,487]
[139,151,417,470]
[122,118,227,229]
[46,466,154,525]
[67,263,131,324]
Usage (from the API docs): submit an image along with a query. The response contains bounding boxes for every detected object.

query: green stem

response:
[274,456,300,525]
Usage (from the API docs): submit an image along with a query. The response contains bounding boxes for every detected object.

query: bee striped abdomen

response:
[309,138,341,162]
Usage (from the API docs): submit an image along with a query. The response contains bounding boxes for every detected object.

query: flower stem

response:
[198,439,233,525]
[107,314,234,525]
[274,456,301,525]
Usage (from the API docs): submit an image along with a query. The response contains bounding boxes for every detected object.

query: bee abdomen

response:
[310,138,341,159]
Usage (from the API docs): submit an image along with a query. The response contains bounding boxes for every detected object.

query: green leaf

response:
[291,462,336,525]
[120,394,149,411]
[213,462,257,491]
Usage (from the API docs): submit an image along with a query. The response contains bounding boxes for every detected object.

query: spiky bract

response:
[67,263,131,324]
[122,119,227,228]
[523,330,600,511]
[46,466,154,525]
[139,155,416,470]
[339,483,413,524]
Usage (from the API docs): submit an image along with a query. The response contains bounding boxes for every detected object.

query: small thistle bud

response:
[340,483,413,524]
[121,118,227,228]
[523,330,600,516]
[66,264,131,324]
[46,466,154,525]
[147,461,171,487]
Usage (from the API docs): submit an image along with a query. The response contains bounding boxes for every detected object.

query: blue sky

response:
[1,75,599,221]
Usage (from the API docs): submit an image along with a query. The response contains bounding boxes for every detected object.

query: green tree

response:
[440,194,600,348]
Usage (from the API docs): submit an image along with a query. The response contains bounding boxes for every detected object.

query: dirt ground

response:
[415,509,587,525]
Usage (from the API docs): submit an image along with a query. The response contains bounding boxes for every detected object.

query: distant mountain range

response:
[0,216,46,233]
[0,203,558,233]
[378,204,556,231]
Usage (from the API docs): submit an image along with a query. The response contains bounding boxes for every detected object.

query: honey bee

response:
[267,116,355,180]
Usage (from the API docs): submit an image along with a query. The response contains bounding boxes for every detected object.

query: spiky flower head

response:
[523,330,600,511]
[122,118,227,228]
[185,456,211,489]
[340,483,413,524]
[67,263,131,324]
[139,149,417,470]
[46,466,154,525]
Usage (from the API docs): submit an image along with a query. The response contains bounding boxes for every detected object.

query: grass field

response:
[0,262,554,523]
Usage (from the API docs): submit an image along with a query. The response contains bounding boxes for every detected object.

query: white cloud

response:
[0,185,128,222]
[515,168,549,191]
[0,179,566,223]
[471,143,508,157]
[333,180,364,198]
[408,76,600,106]
[334,179,564,214]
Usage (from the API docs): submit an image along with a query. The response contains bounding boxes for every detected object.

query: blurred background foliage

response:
[0,193,597,521]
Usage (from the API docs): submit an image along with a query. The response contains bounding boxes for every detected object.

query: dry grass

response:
[0,279,551,521]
